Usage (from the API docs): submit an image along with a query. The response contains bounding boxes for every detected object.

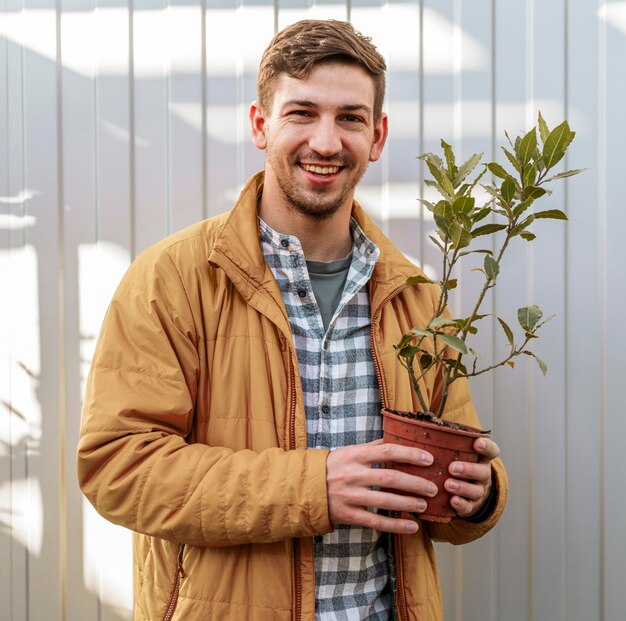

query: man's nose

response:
[308,119,342,156]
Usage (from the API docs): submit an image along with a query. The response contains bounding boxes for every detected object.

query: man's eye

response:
[342,115,363,123]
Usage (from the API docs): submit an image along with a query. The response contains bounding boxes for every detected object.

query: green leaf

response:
[433,200,455,220]
[395,334,414,351]
[406,275,434,286]
[442,358,468,375]
[501,176,517,204]
[533,209,568,221]
[522,350,548,375]
[449,222,472,249]
[441,139,457,176]
[510,215,535,237]
[502,147,521,172]
[538,111,550,143]
[429,235,446,253]
[438,333,468,355]
[484,255,499,280]
[497,317,515,348]
[459,248,493,257]
[519,231,536,241]
[513,186,548,217]
[523,164,538,188]
[487,162,510,179]
[429,317,458,329]
[517,128,537,165]
[398,345,420,360]
[518,305,543,332]
[442,278,458,290]
[472,207,492,223]
[452,196,475,214]
[418,198,436,212]
[434,214,450,238]
[424,179,451,201]
[454,152,483,188]
[420,353,435,369]
[411,327,433,338]
[472,223,507,237]
[543,168,588,182]
[543,121,575,169]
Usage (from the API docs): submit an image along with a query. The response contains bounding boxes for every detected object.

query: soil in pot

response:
[382,408,490,523]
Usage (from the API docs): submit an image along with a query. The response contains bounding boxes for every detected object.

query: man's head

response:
[257,20,387,121]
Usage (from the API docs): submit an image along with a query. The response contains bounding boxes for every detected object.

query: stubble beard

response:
[271,152,368,222]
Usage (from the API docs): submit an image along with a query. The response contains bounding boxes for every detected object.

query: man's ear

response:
[369,113,389,163]
[249,101,268,150]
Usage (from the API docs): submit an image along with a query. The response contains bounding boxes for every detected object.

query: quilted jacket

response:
[77,172,508,620]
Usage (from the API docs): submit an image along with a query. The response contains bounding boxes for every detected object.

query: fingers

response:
[326,443,439,534]
[473,437,500,462]
[342,508,420,535]
[349,440,436,468]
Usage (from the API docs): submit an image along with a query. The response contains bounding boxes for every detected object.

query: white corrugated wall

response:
[1,1,625,619]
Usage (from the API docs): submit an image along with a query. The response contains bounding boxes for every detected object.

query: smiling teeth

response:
[302,164,339,175]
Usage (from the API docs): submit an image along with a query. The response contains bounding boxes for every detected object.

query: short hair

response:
[257,19,387,121]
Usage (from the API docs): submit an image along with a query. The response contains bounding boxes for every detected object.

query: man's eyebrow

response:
[283,100,372,114]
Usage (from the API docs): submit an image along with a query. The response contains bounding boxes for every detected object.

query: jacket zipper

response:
[162,543,186,621]
[370,283,410,621]
[286,346,303,621]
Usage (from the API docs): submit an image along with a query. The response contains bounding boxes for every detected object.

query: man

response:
[78,19,507,621]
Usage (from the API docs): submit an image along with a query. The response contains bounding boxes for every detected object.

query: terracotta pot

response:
[381,408,489,523]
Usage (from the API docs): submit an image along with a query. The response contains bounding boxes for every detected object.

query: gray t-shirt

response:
[306,251,353,331]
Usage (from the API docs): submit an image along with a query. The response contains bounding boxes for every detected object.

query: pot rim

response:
[382,407,490,436]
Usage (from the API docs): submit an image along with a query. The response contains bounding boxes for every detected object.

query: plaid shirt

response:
[260,217,391,620]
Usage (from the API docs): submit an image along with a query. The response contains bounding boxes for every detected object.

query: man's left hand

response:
[444,437,500,518]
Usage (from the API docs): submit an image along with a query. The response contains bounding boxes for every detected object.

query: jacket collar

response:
[209,171,422,314]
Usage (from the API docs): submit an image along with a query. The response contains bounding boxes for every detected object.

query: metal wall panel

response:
[1,1,625,619]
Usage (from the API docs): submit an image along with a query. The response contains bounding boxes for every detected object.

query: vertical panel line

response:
[525,2,533,620]
[490,2,497,618]
[562,1,569,619]
[201,0,208,219]
[55,2,67,620]
[418,0,423,269]
[597,0,606,618]
[166,0,171,235]
[129,0,136,260]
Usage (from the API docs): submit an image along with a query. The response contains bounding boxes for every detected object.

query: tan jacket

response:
[78,172,508,621]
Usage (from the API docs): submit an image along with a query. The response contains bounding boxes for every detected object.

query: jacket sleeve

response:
[77,248,333,547]
[424,374,509,544]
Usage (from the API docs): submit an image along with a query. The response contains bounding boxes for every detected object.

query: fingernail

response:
[428,483,438,496]
[451,462,463,474]
[476,439,486,450]
[421,451,433,464]
[406,522,418,533]
[447,480,459,492]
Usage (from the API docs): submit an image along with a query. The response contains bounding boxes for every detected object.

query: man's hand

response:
[444,437,500,518]
[326,439,437,534]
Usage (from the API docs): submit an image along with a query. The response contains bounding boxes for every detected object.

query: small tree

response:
[395,112,584,418]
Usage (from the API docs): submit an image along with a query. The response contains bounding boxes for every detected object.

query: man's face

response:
[250,62,388,221]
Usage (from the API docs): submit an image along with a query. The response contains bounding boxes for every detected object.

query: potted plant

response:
[383,112,584,522]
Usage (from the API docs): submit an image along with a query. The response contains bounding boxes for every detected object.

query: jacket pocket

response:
[162,543,186,621]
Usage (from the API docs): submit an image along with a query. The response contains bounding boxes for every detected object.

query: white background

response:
[1,1,625,619]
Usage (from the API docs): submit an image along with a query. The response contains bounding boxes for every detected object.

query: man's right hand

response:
[325,439,437,534]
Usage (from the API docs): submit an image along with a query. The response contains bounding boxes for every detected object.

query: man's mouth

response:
[300,163,341,175]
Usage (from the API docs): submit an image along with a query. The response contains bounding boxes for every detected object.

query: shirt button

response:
[280,239,289,248]
[297,289,307,298]
[321,405,330,414]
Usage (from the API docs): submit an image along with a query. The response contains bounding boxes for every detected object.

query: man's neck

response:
[258,200,354,262]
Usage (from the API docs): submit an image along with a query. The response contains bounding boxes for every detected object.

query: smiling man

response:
[78,20,507,621]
